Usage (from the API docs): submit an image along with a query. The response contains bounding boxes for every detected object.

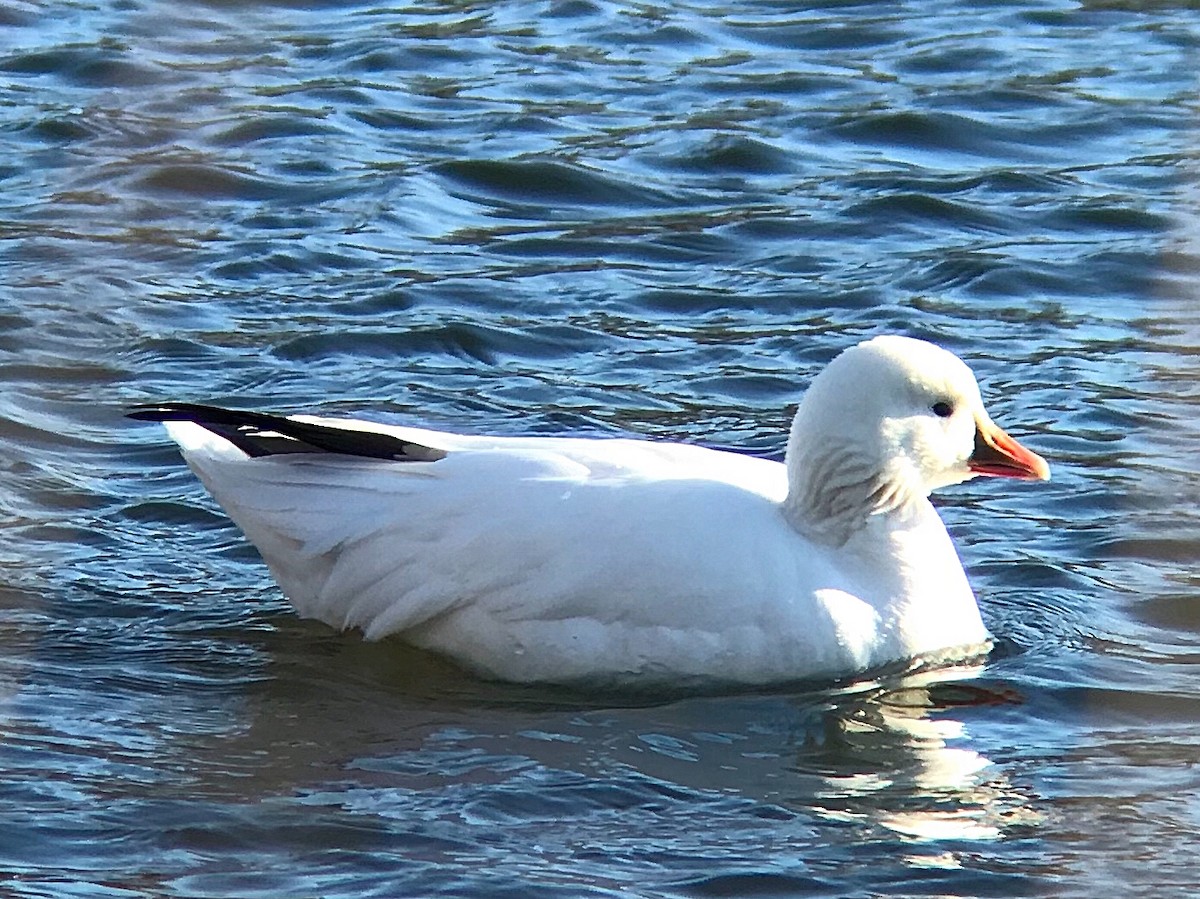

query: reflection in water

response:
[124,627,1045,886]
[797,669,1040,847]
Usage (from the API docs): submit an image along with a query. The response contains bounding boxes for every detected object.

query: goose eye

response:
[931,401,954,418]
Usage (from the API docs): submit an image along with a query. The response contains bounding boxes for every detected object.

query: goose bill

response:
[969,420,1050,481]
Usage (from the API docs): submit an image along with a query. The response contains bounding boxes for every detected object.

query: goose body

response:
[130,336,1048,687]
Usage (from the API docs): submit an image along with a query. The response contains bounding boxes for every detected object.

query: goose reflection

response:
[127,622,1042,862]
[785,666,1041,846]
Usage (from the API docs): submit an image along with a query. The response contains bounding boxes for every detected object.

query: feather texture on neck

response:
[782,440,920,545]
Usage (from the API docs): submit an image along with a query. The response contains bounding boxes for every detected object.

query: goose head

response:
[783,335,1048,541]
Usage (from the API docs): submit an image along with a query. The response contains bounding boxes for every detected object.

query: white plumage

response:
[135,335,1049,687]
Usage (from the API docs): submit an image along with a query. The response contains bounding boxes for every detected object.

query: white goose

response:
[130,335,1048,687]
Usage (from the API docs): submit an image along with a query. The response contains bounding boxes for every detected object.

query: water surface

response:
[2,1,1200,896]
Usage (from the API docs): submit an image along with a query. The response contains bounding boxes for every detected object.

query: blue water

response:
[3,1,1200,895]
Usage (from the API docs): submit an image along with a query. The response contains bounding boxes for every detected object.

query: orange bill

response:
[969,420,1050,481]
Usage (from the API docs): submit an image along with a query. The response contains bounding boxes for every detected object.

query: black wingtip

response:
[126,402,212,422]
[127,401,448,463]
